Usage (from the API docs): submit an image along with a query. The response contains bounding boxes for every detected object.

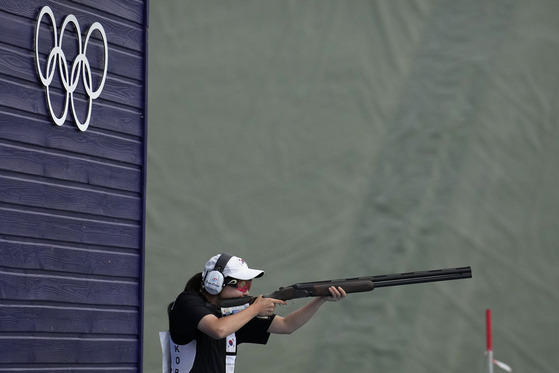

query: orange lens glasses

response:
[227,279,252,292]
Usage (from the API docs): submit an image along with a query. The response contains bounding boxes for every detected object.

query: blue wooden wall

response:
[0,0,148,371]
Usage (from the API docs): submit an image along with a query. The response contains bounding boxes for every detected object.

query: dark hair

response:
[167,272,204,315]
[184,272,203,293]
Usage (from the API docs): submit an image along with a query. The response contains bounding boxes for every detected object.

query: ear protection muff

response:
[203,253,233,295]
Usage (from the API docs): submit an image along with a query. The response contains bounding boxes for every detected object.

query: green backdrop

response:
[145,1,559,372]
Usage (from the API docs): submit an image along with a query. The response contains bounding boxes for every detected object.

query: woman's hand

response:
[322,286,346,302]
[251,295,287,316]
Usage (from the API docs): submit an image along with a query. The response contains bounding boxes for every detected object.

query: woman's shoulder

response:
[174,290,205,306]
[174,291,218,312]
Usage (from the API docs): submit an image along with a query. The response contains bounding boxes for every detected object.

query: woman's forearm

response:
[198,295,285,339]
[198,304,260,339]
[268,297,327,335]
[268,286,345,335]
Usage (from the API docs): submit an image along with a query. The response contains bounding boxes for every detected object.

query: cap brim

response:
[228,268,264,280]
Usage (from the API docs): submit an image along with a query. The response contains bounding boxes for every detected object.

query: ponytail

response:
[184,272,203,293]
[168,272,204,317]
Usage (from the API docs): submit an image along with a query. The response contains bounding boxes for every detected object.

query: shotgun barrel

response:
[218,266,472,308]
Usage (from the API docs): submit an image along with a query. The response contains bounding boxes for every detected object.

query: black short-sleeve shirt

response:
[169,291,275,372]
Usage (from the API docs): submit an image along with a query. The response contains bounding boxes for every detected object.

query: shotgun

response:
[218,266,472,308]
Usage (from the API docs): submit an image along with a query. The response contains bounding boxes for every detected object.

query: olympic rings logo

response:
[34,6,109,132]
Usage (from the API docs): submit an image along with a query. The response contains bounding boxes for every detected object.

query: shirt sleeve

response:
[236,315,276,345]
[169,292,214,345]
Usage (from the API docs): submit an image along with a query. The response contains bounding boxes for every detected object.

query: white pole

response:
[488,350,494,373]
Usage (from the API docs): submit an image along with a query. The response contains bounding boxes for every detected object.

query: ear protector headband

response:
[203,253,233,295]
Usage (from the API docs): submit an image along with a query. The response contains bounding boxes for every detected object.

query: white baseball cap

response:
[203,254,264,280]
